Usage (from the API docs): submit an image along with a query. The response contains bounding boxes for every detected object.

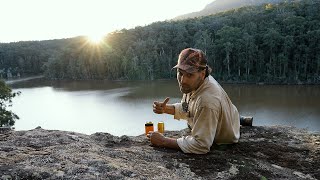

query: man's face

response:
[177,68,205,94]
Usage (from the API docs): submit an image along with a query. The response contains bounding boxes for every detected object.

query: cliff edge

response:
[0,126,319,180]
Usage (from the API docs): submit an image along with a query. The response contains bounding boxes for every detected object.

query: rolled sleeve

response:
[176,107,218,154]
[173,103,188,120]
[177,136,209,154]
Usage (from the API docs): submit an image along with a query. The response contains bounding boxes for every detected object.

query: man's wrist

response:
[164,104,175,115]
[162,137,180,150]
[161,137,167,147]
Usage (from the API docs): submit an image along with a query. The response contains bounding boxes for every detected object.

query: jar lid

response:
[145,121,153,126]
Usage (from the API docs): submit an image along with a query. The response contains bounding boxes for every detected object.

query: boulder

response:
[0,126,319,179]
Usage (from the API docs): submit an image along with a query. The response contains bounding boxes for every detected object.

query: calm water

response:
[8,78,320,136]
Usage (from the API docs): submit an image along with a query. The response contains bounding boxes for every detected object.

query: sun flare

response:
[87,33,105,44]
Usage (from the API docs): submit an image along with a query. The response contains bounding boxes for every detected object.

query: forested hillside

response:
[0,0,319,84]
[0,39,69,78]
[174,0,292,20]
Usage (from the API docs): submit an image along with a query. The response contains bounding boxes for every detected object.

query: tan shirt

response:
[173,76,240,154]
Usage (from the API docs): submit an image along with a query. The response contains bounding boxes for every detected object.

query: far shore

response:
[2,75,319,86]
[4,75,44,85]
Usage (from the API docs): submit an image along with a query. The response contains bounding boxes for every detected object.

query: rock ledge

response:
[0,126,319,180]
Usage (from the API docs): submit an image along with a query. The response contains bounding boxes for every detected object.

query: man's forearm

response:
[164,104,175,115]
[149,132,180,150]
[163,137,180,150]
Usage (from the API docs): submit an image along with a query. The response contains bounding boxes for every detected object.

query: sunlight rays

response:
[86,33,105,44]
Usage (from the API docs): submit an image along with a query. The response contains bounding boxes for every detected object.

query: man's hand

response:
[147,131,165,147]
[153,97,170,114]
[147,131,181,150]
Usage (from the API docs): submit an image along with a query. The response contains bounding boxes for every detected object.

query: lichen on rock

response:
[0,126,319,179]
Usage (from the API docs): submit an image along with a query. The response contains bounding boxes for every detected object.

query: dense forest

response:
[174,0,287,20]
[0,0,319,84]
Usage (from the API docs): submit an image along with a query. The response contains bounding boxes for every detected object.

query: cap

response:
[173,48,209,73]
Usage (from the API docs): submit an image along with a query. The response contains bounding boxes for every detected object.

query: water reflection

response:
[9,79,320,135]
[226,84,320,132]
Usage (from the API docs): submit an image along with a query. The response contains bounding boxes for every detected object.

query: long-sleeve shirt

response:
[173,76,240,154]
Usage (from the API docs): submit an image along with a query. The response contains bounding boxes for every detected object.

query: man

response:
[148,48,241,154]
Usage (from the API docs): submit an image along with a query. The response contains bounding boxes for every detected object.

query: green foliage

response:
[0,0,319,84]
[0,80,20,127]
[261,176,268,180]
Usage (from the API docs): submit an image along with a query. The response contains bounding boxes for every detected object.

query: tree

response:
[1,0,319,84]
[0,80,20,127]
[262,28,282,81]
[215,26,241,79]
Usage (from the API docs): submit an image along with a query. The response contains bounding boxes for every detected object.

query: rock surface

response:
[0,126,319,180]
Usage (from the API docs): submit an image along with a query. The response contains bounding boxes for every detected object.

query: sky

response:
[0,0,214,43]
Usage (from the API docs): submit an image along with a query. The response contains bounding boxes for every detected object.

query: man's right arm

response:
[153,98,188,120]
[153,97,175,115]
[164,104,175,115]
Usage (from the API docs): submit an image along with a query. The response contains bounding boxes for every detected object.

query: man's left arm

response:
[177,106,219,154]
[148,106,218,153]
[147,131,181,150]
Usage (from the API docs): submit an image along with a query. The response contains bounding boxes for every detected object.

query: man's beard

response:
[178,77,203,94]
[179,84,192,94]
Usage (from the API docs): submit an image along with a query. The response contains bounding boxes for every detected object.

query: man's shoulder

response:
[203,77,223,98]
[195,76,223,109]
[195,91,221,110]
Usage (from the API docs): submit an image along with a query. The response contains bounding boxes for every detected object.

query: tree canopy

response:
[0,0,319,84]
[0,80,20,127]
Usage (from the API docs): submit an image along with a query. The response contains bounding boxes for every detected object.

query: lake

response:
[8,78,320,136]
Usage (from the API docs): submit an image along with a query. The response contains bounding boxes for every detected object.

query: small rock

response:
[94,172,100,177]
[40,171,51,179]
[67,134,79,141]
[55,170,64,178]
[165,162,174,169]
[121,169,133,177]
[0,127,11,134]
[229,165,239,175]
[1,175,12,180]
[120,135,130,142]
[35,126,42,129]
[130,173,137,177]
[157,165,165,169]
[272,164,283,170]
[293,171,316,179]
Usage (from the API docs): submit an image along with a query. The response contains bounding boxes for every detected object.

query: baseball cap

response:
[173,48,210,73]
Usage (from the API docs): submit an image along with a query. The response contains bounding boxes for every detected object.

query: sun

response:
[87,33,105,44]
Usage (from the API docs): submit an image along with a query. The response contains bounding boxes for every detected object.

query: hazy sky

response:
[0,0,214,43]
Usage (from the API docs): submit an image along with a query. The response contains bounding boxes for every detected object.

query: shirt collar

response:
[189,76,210,99]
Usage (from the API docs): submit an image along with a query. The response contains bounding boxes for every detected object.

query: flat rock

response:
[0,126,319,179]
